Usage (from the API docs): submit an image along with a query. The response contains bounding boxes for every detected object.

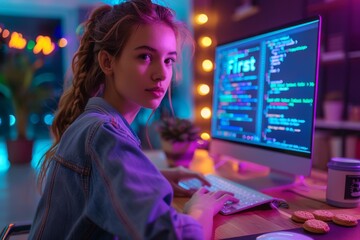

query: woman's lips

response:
[145,87,164,98]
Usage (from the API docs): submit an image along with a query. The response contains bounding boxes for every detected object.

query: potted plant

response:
[157,117,200,167]
[0,51,53,164]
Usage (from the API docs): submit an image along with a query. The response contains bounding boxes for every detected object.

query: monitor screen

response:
[209,16,322,189]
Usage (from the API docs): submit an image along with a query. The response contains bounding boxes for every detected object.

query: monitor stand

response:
[212,154,301,192]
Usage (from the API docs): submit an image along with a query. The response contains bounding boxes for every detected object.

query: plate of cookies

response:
[290,210,358,236]
[225,210,359,240]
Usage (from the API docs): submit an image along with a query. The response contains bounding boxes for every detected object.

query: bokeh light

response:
[9,115,15,126]
[202,59,213,72]
[197,84,210,96]
[58,38,68,48]
[44,113,54,126]
[195,13,208,25]
[2,29,10,38]
[198,36,212,48]
[201,132,211,140]
[200,107,212,119]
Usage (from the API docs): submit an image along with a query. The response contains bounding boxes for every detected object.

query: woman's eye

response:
[165,58,176,65]
[139,54,151,61]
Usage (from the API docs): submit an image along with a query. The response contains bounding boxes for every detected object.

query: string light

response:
[58,38,68,48]
[0,24,68,55]
[194,10,215,137]
[198,36,212,48]
[202,59,213,72]
[2,29,10,38]
[8,32,27,50]
[200,107,212,119]
[33,35,55,55]
[26,40,35,50]
[197,84,210,96]
[195,13,208,25]
[201,132,211,140]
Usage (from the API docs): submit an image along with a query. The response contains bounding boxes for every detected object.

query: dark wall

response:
[212,0,305,45]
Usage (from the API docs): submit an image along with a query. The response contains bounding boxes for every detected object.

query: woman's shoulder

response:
[80,97,137,138]
[55,111,133,168]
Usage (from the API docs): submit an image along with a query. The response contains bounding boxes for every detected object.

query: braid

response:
[49,5,111,140]
[37,5,111,190]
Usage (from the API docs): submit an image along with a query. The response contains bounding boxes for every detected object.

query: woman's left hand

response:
[160,167,211,197]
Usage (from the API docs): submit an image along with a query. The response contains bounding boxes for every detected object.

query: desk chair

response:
[0,222,31,240]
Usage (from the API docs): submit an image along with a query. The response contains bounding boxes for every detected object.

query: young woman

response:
[29,1,238,239]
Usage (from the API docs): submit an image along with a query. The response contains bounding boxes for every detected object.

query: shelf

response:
[349,51,360,59]
[321,51,360,64]
[315,119,360,132]
[307,0,347,13]
[321,51,345,63]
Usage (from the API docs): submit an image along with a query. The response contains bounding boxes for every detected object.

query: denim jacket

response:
[29,97,203,240]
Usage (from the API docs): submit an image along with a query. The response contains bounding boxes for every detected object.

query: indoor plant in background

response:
[157,117,200,168]
[0,52,53,164]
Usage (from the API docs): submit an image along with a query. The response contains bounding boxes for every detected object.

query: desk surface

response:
[146,149,360,240]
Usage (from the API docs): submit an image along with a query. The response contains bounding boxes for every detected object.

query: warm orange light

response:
[33,35,55,55]
[58,38,68,48]
[198,36,212,48]
[200,107,212,119]
[192,149,214,174]
[195,14,208,25]
[201,132,211,141]
[2,29,10,38]
[202,59,213,72]
[197,84,210,96]
[9,32,27,50]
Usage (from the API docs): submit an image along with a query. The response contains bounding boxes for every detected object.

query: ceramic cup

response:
[326,157,360,208]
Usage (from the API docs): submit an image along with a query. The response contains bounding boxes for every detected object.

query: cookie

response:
[291,210,315,223]
[312,210,334,222]
[303,219,330,234]
[332,213,358,227]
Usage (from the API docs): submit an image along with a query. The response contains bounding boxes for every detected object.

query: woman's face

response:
[103,23,177,118]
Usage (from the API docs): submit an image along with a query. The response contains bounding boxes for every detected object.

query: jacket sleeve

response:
[84,120,204,240]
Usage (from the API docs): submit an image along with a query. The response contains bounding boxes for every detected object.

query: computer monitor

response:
[209,16,322,190]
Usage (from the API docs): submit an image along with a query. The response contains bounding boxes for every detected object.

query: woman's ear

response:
[98,50,114,75]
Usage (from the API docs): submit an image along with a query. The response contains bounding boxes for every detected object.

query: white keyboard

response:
[178,174,288,215]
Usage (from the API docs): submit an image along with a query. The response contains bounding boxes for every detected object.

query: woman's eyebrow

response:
[134,45,177,56]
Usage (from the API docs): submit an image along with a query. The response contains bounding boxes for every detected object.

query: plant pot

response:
[6,138,34,165]
[161,139,197,168]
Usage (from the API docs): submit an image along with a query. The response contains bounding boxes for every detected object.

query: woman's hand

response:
[183,187,239,216]
[183,187,239,240]
[160,167,211,197]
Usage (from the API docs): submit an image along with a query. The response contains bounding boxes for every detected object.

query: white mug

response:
[326,157,360,208]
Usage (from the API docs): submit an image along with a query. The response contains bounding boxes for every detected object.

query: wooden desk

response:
[146,149,360,240]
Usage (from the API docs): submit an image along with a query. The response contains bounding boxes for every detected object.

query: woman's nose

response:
[152,63,167,81]
[152,73,166,81]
